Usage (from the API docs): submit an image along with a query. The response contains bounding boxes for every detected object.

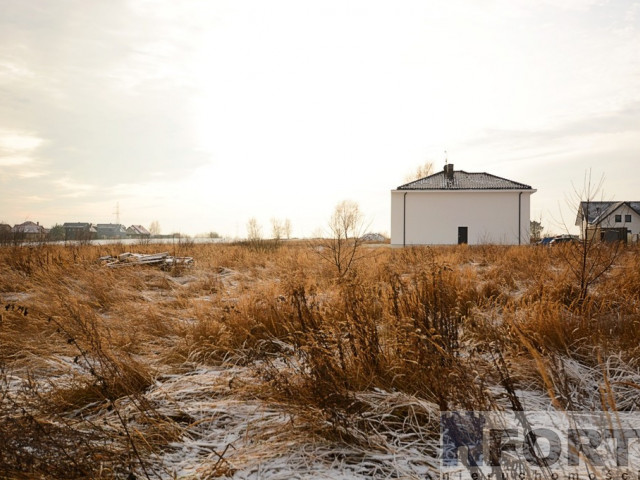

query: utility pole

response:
[113,202,120,225]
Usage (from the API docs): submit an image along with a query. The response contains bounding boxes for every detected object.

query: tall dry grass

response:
[0,240,638,476]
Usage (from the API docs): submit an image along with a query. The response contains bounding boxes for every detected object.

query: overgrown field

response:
[1,241,639,478]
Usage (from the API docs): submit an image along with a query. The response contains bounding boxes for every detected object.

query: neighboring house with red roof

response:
[575,201,640,243]
[391,164,536,246]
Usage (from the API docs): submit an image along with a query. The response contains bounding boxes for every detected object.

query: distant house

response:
[361,233,386,243]
[127,225,150,239]
[575,201,640,243]
[391,164,536,246]
[96,224,128,239]
[11,221,47,242]
[63,222,97,241]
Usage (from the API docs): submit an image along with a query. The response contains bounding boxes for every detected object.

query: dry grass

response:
[0,241,639,477]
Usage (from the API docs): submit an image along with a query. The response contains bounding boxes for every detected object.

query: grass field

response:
[1,240,639,478]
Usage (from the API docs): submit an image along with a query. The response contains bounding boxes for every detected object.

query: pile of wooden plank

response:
[99,252,194,269]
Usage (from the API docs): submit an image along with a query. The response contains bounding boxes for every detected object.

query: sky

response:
[1,0,639,238]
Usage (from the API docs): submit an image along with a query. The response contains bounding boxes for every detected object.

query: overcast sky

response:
[1,0,639,237]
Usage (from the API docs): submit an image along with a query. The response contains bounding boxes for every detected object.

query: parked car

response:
[536,237,554,246]
[536,235,579,246]
[548,235,579,246]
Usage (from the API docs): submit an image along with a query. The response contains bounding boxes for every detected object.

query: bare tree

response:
[310,227,324,239]
[530,219,543,242]
[0,221,10,245]
[559,171,624,304]
[316,200,369,278]
[247,217,262,242]
[148,220,161,237]
[271,217,284,241]
[404,161,434,183]
[283,218,292,240]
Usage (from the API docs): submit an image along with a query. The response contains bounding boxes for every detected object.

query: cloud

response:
[0,130,42,151]
[459,101,640,161]
[0,0,210,187]
[14,170,48,179]
[0,129,43,166]
[0,156,34,167]
[53,177,96,198]
[24,195,47,203]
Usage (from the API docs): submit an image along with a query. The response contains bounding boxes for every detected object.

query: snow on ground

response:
[102,365,442,479]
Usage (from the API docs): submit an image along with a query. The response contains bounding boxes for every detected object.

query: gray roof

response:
[397,170,533,190]
[12,221,45,234]
[96,224,127,236]
[63,222,92,228]
[576,201,640,226]
[127,225,150,235]
[96,223,126,231]
[63,222,97,233]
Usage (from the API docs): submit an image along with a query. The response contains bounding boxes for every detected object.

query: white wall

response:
[582,204,640,236]
[390,190,534,246]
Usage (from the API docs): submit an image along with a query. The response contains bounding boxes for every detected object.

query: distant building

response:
[96,223,128,239]
[361,232,386,243]
[391,164,536,246]
[576,201,640,243]
[63,222,97,241]
[126,224,151,239]
[11,221,47,242]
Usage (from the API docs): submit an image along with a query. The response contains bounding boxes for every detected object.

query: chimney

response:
[444,163,454,181]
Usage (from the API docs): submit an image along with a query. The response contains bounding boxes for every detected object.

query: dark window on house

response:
[625,214,632,223]
[615,214,622,223]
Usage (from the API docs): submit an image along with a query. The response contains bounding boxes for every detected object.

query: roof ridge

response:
[628,202,640,216]
[477,171,532,188]
[396,170,443,189]
[397,169,532,190]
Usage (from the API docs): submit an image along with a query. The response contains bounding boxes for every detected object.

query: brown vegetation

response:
[0,241,639,477]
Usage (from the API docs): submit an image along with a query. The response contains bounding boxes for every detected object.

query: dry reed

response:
[0,241,638,477]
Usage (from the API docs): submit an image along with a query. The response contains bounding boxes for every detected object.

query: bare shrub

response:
[558,171,625,305]
[148,220,161,236]
[270,217,284,245]
[315,200,369,278]
[262,245,488,421]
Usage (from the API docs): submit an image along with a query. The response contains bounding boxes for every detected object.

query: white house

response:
[575,201,640,242]
[391,164,536,246]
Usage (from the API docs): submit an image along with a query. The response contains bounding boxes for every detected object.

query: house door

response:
[458,226,468,244]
